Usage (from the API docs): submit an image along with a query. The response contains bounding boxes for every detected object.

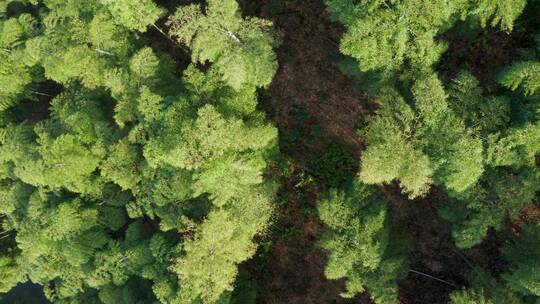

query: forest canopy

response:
[1,0,540,304]
[0,0,279,303]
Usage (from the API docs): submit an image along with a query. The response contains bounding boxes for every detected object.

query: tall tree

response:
[318,180,408,303]
[332,0,540,248]
[167,0,279,89]
[359,73,483,198]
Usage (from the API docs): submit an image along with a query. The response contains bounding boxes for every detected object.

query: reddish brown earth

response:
[382,186,508,304]
[249,0,371,154]
[238,1,373,303]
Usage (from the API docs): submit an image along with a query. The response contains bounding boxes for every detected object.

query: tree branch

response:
[94,48,115,56]
[227,31,241,44]
[409,269,457,287]
[30,90,54,97]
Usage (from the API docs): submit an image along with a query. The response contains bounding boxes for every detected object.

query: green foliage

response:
[502,224,540,297]
[101,139,141,190]
[329,0,539,256]
[360,131,433,198]
[2,93,110,195]
[359,74,483,198]
[0,13,41,112]
[332,0,456,73]
[0,0,279,303]
[469,0,527,31]
[353,51,540,248]
[227,274,257,304]
[318,180,408,303]
[438,66,540,248]
[439,167,540,248]
[450,271,521,304]
[0,0,538,303]
[498,34,540,95]
[325,0,526,75]
[98,0,165,32]
[499,61,540,95]
[309,143,357,188]
[448,71,511,133]
[167,0,279,89]
[174,190,273,303]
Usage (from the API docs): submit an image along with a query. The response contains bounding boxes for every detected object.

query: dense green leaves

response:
[0,0,539,303]
[326,0,527,74]
[359,74,483,198]
[437,39,540,248]
[350,20,540,249]
[470,0,527,31]
[0,0,279,303]
[450,272,521,304]
[502,225,540,297]
[0,13,41,112]
[498,34,540,95]
[327,2,540,303]
[499,61,540,95]
[168,0,279,89]
[98,0,165,32]
[318,181,408,303]
[448,226,540,303]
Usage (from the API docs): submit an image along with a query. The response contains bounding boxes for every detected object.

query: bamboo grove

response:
[0,0,540,303]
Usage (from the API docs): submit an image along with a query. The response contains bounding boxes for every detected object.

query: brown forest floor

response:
[239,1,372,303]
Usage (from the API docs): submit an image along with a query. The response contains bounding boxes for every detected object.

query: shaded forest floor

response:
[240,1,371,303]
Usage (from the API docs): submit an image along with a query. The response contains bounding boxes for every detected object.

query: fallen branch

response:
[409,269,457,287]
[30,90,54,97]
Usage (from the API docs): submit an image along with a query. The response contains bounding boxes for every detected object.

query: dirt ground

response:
[239,1,372,303]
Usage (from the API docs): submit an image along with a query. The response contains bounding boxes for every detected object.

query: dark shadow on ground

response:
[0,283,50,304]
